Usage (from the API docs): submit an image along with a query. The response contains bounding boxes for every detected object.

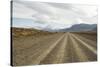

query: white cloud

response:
[12,1,98,30]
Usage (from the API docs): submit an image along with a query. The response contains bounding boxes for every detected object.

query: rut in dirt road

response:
[39,32,97,64]
[31,34,66,64]
[40,33,70,64]
[13,32,97,66]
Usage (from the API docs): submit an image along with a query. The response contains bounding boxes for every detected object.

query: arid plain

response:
[12,27,97,66]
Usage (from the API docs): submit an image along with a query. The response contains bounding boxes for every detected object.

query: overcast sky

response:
[12,0,98,30]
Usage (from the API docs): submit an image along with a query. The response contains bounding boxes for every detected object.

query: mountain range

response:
[42,23,97,32]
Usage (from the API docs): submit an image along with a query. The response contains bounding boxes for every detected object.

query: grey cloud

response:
[14,1,56,15]
[47,2,87,17]
[13,1,97,30]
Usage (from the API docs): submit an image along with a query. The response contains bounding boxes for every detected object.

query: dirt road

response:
[12,32,97,66]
